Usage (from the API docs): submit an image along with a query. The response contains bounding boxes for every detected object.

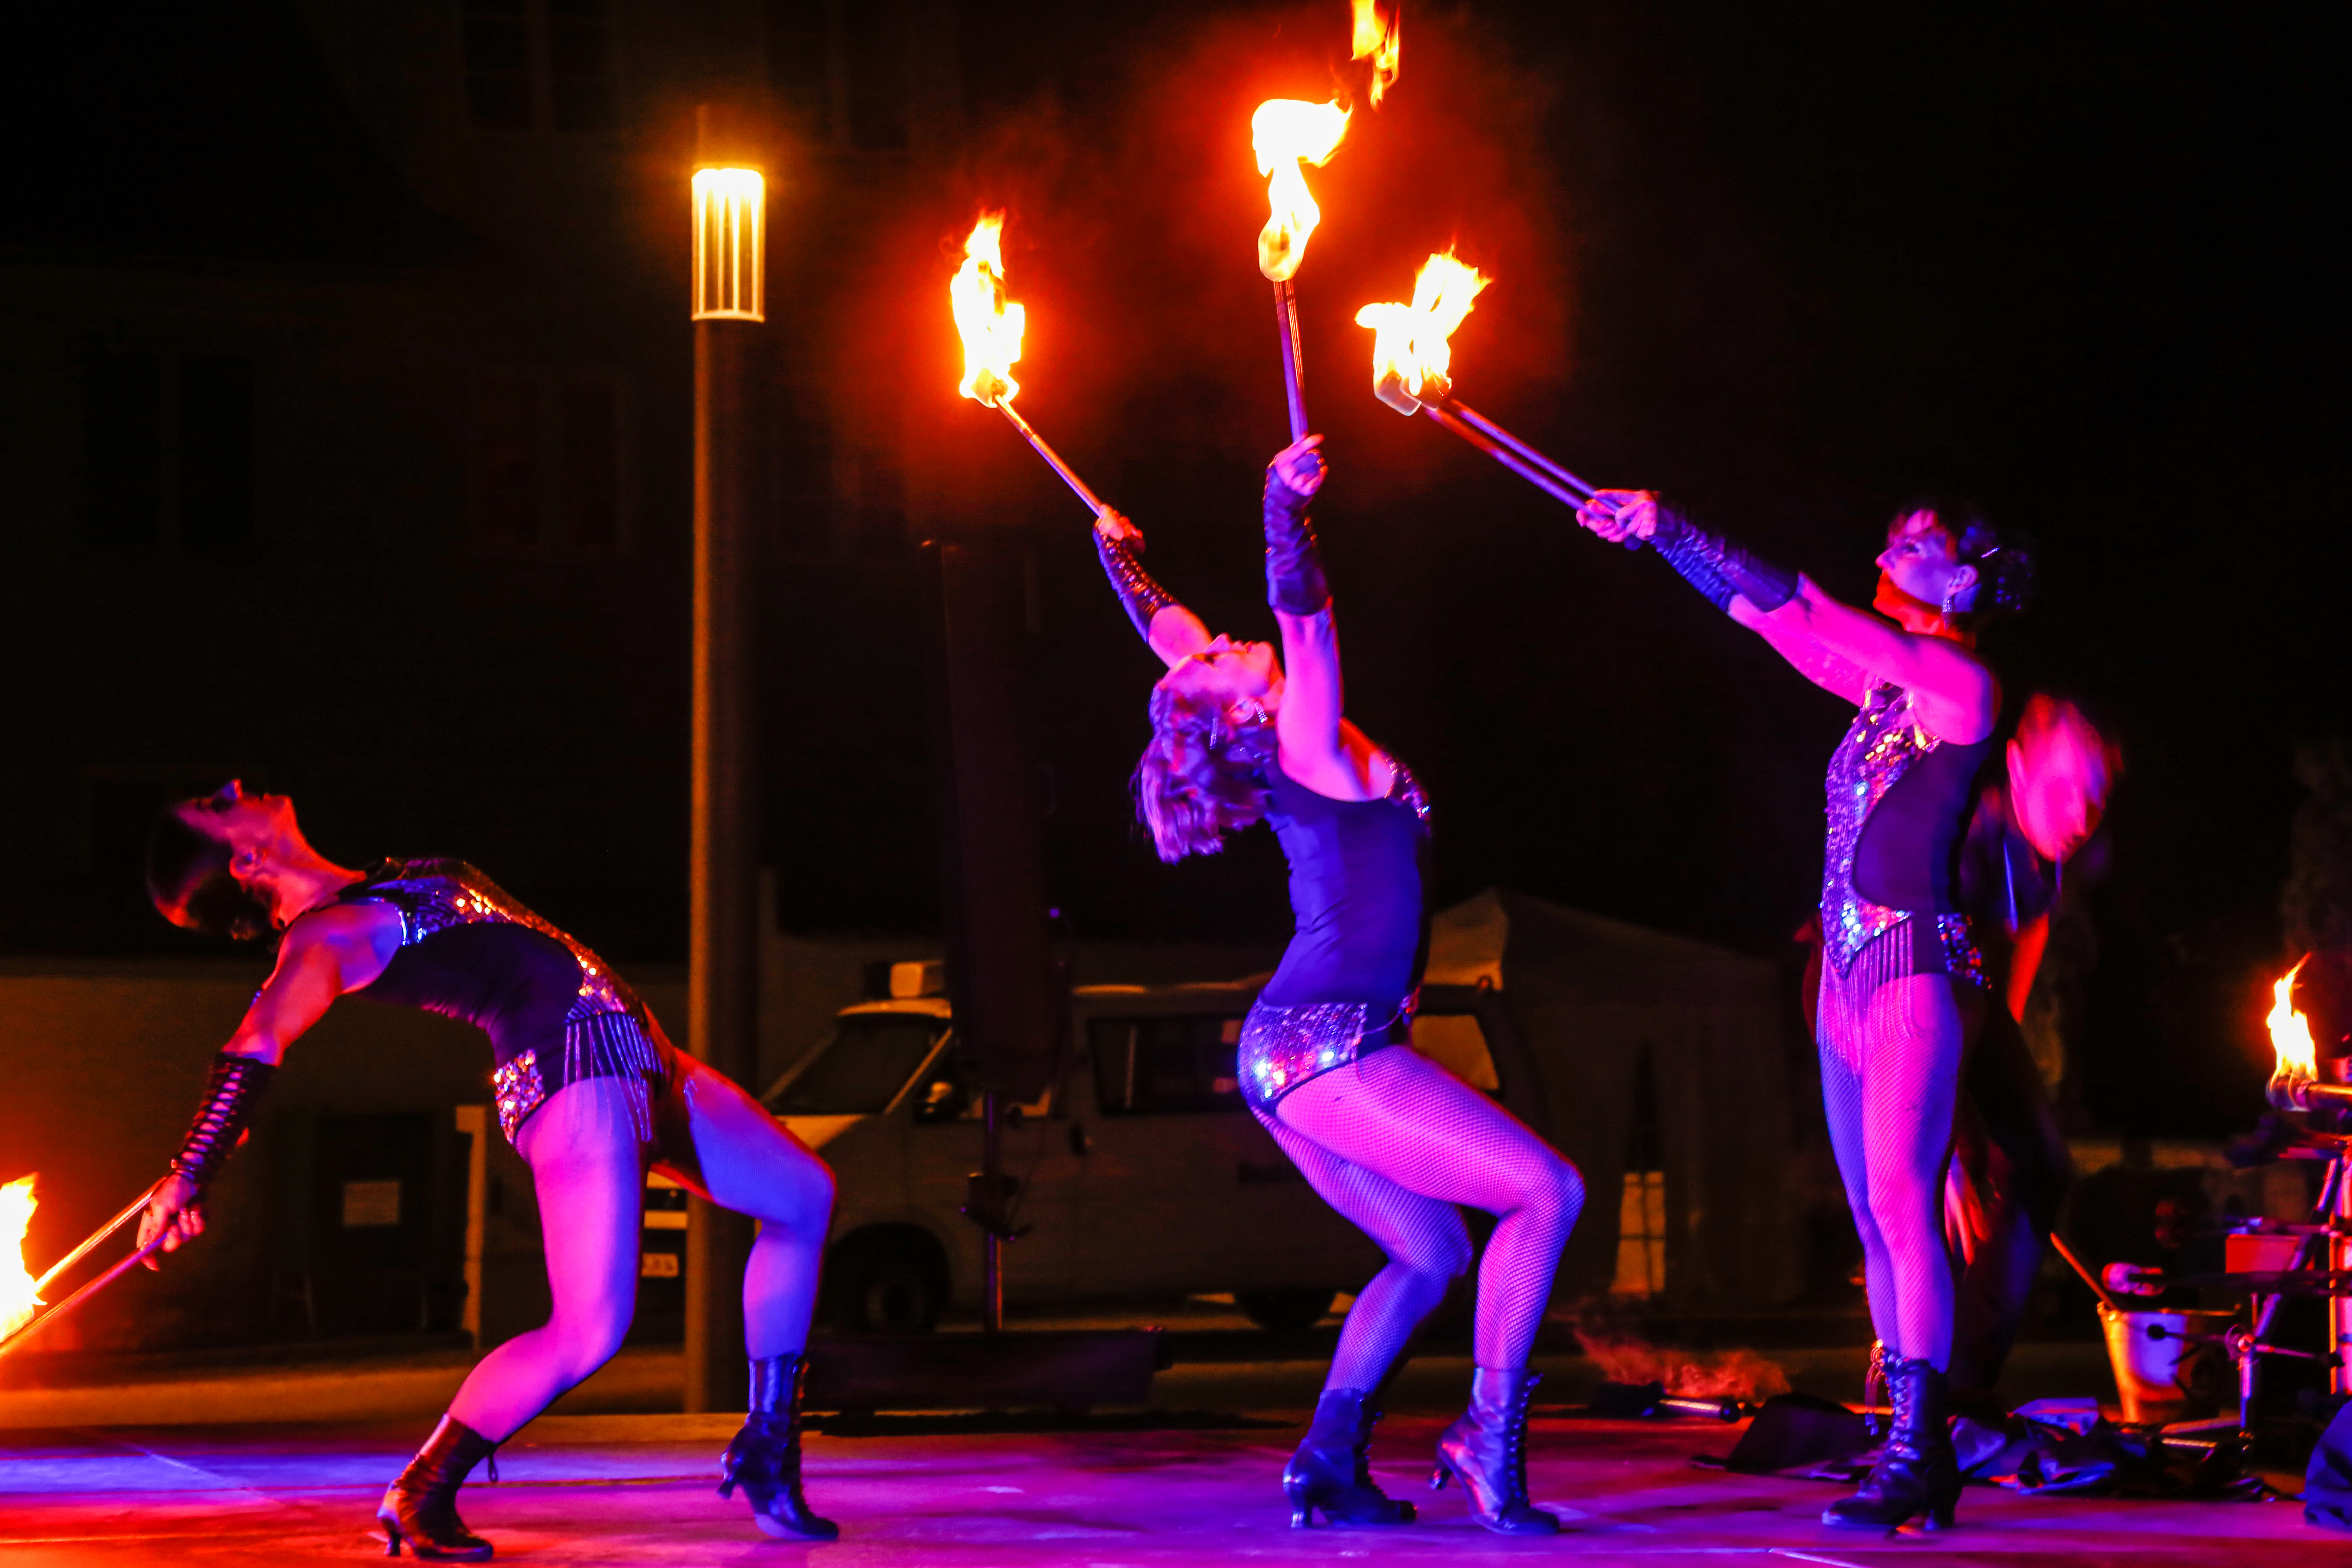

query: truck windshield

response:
[769,1015,945,1115]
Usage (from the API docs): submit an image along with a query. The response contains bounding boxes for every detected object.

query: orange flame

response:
[2270,957,2318,1084]
[1253,99,1352,282]
[1355,250,1489,409]
[1351,0,1400,109]
[2,1175,40,1339]
[951,213,1024,407]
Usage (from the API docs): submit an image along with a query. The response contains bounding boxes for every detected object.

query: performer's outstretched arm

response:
[1093,510,1209,669]
[139,902,401,1262]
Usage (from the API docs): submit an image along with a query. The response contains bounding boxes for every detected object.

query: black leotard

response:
[340,858,674,1142]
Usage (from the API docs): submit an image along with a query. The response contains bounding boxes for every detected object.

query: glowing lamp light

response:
[1355,249,1489,413]
[1253,98,1352,282]
[691,167,765,322]
[951,213,1024,407]
[2,1176,40,1340]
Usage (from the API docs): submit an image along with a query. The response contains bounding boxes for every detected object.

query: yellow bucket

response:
[2097,1303,2234,1424]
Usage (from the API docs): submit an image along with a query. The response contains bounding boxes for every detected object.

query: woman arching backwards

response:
[1094,435,1585,1536]
[1576,490,2034,1532]
[141,788,839,1557]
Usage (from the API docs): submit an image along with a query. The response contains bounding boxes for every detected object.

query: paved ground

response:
[0,1411,2335,1567]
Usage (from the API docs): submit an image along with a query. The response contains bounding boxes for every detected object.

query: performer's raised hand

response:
[1271,434,1327,500]
[137,1173,204,1269]
[1094,507,1144,549]
[1577,488,1658,544]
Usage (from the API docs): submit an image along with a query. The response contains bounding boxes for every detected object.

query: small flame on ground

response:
[1355,250,1488,405]
[1253,98,1352,282]
[951,213,1025,407]
[1578,1330,1793,1404]
[2270,956,2317,1082]
[2,1175,41,1339]
[1351,0,1400,109]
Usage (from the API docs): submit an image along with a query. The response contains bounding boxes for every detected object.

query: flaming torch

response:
[952,212,1109,519]
[3,1177,40,1340]
[1253,97,1352,442]
[1356,252,1630,535]
[2265,957,2352,1111]
[0,1176,170,1360]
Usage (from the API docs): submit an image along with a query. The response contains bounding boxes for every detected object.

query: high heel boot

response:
[717,1352,839,1540]
[1430,1366,1560,1535]
[1822,1355,1959,1531]
[1282,1387,1417,1528]
[377,1414,496,1560]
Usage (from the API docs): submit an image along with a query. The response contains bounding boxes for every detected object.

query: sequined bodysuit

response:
[1820,681,1994,988]
[1240,754,1433,1112]
[341,859,675,1142]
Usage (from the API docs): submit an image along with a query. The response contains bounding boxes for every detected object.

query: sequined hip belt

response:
[491,1012,674,1145]
[1239,997,1415,1114]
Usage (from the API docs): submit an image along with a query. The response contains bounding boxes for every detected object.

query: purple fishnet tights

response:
[1816,957,1980,1371]
[1262,1045,1585,1391]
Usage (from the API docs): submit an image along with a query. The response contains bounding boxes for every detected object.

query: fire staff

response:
[141,784,839,1556]
[1093,435,1585,1536]
[1577,490,2032,1532]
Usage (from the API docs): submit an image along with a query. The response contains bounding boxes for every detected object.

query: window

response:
[79,349,255,551]
[1090,1015,1247,1115]
[765,0,911,153]
[471,374,628,552]
[460,0,617,134]
[1613,1045,1668,1297]
[79,350,162,545]
[768,1014,945,1115]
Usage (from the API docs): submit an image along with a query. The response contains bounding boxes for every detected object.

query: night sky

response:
[7,1,2343,1137]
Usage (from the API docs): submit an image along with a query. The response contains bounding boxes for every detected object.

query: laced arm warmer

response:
[170,1051,278,1193]
[1094,530,1181,644]
[1263,470,1331,615]
[1648,505,1797,613]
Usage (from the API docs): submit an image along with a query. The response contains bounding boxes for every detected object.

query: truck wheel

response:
[827,1235,944,1335]
[1236,1289,1335,1333]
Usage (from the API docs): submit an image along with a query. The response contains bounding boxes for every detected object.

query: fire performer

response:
[1576,490,2031,1531]
[140,782,838,1556]
[1943,695,2114,1403]
[1092,435,1584,1535]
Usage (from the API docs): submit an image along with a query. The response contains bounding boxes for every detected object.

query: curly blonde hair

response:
[1131,683,1275,862]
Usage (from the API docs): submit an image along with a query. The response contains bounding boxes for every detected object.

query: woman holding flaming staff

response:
[1576,490,2032,1531]
[140,784,839,1556]
[1092,435,1585,1536]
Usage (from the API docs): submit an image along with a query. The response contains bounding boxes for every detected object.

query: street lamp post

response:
[684,123,764,1415]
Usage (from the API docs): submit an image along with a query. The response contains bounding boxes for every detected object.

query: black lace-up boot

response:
[378,1414,496,1560]
[1282,1387,1417,1528]
[717,1352,839,1540]
[1431,1366,1560,1535]
[1823,1355,1959,1530]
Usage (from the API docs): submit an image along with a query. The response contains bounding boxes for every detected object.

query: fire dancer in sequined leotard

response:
[139,786,838,1556]
[1092,435,1585,1536]
[1577,490,2032,1533]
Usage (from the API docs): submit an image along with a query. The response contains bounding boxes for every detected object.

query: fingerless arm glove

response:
[1262,470,1331,615]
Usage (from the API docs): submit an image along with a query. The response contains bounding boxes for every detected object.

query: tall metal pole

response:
[684,113,764,1415]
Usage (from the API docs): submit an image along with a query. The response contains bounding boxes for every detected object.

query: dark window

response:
[461,0,534,130]
[561,380,619,548]
[844,0,910,151]
[474,376,542,548]
[545,0,616,132]
[765,0,830,133]
[180,356,255,550]
[79,350,162,545]
[1089,1015,1247,1115]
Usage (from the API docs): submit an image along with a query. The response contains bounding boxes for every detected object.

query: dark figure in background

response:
[1942,696,2116,1404]
[1580,490,2031,1531]
[141,785,839,1557]
[1094,436,1585,1535]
